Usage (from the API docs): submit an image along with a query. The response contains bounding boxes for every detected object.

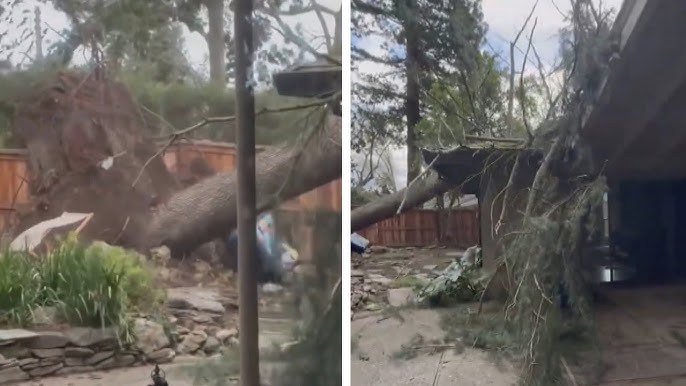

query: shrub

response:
[0,249,43,326]
[0,234,162,342]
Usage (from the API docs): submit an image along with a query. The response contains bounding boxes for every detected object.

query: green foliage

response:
[485,3,618,382]
[86,241,165,311]
[441,308,518,356]
[390,275,426,290]
[110,23,194,83]
[496,164,605,385]
[352,0,489,152]
[35,0,203,67]
[0,65,326,146]
[351,187,374,206]
[558,2,617,102]
[0,235,162,343]
[416,52,506,146]
[423,2,617,384]
[120,66,326,144]
[0,66,64,147]
[0,250,44,326]
[440,305,599,381]
[418,262,485,307]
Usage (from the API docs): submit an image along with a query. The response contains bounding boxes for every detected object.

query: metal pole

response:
[234,0,260,383]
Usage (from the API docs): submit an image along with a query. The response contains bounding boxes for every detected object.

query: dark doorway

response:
[610,180,686,284]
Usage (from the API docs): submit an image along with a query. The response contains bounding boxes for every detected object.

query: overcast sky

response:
[353,0,624,190]
[2,0,339,77]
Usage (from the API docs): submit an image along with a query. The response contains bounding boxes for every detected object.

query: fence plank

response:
[356,207,479,248]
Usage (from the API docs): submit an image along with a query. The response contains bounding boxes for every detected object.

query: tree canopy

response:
[353,0,508,185]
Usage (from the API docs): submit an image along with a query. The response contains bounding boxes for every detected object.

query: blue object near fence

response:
[351,233,369,254]
[226,212,297,283]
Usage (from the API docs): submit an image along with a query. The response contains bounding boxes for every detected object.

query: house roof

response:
[422,146,542,194]
[423,194,478,209]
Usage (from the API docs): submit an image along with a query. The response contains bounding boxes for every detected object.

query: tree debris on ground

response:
[351,1,617,383]
[417,246,485,306]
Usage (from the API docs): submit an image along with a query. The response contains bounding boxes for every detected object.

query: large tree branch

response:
[311,0,332,51]
[507,0,538,136]
[267,10,340,64]
[276,2,338,15]
[352,46,404,65]
[518,18,537,140]
[352,0,391,16]
[351,171,454,232]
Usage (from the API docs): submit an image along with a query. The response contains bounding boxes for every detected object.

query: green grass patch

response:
[0,234,163,343]
[389,275,426,290]
[440,306,518,357]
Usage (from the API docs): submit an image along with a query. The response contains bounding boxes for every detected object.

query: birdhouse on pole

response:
[272,57,342,115]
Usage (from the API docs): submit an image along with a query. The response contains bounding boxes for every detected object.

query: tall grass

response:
[0,235,163,342]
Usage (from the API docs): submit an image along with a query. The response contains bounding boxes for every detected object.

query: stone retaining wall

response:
[0,323,175,384]
[0,287,240,385]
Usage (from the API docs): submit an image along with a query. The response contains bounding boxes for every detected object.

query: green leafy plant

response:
[0,234,162,344]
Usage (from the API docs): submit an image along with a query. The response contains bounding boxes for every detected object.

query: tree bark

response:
[144,115,342,256]
[404,3,422,183]
[205,0,226,84]
[351,172,454,232]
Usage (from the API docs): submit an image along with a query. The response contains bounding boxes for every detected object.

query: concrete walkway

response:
[595,284,686,385]
[351,308,517,386]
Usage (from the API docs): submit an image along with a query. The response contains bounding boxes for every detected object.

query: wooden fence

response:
[0,150,30,232]
[356,208,480,248]
[0,142,341,232]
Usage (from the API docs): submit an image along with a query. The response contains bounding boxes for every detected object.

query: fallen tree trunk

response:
[351,172,455,232]
[144,115,342,256]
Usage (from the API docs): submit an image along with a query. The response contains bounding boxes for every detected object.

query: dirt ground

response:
[353,246,462,277]
[351,308,518,386]
[353,247,686,386]
[351,247,518,386]
[351,246,465,315]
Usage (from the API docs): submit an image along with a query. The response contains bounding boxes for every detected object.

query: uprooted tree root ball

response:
[11,71,179,249]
